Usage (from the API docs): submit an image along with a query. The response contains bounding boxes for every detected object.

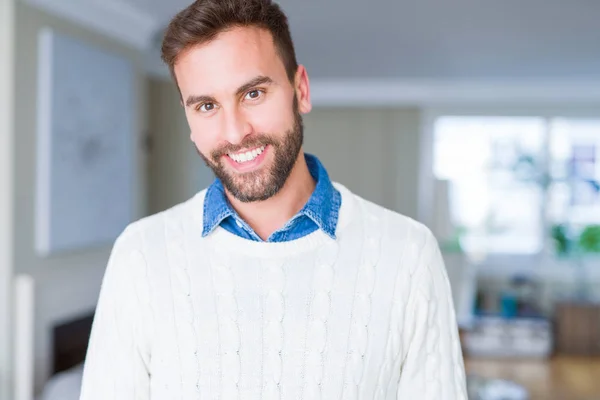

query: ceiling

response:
[27,0,600,80]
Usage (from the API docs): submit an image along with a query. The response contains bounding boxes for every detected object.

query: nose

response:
[222,106,252,146]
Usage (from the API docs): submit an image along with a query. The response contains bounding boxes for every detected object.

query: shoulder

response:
[349,189,434,245]
[334,182,428,239]
[349,194,449,303]
[113,189,207,253]
[346,188,439,275]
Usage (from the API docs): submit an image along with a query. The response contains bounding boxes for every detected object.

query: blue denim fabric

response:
[202,153,341,242]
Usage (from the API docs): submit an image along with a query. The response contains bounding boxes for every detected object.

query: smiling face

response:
[174,26,312,203]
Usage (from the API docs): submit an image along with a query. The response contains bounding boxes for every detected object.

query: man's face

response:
[174,26,311,203]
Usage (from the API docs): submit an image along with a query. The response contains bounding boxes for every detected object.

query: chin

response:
[225,170,283,203]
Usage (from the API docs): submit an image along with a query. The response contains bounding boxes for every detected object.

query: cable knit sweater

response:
[80,183,467,400]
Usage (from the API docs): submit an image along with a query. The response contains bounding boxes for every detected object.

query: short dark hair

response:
[161,0,298,84]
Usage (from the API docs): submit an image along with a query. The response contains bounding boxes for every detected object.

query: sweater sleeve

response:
[396,228,468,399]
[80,228,151,400]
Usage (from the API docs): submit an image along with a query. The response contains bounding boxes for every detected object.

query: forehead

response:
[174,26,286,95]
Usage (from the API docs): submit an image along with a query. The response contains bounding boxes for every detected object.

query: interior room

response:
[1,0,600,399]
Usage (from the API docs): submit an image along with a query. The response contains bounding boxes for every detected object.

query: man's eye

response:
[199,103,216,112]
[245,89,264,100]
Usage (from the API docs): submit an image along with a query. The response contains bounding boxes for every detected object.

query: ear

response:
[294,65,312,114]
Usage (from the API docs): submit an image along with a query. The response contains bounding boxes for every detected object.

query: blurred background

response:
[1,0,600,399]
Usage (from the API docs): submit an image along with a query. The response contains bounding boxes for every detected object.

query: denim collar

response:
[202,153,339,240]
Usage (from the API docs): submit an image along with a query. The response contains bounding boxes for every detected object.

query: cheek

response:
[188,114,220,154]
[247,98,294,134]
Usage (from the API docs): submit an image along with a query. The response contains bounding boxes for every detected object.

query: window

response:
[433,116,600,257]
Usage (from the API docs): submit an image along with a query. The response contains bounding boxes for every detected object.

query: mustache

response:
[210,135,277,160]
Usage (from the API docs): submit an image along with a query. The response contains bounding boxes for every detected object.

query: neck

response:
[226,152,316,241]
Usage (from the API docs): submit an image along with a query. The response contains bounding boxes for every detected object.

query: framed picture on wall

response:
[35,28,136,256]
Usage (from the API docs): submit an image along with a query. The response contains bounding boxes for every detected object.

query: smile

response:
[227,145,266,163]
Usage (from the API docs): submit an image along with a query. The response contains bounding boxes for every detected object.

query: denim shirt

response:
[202,153,341,242]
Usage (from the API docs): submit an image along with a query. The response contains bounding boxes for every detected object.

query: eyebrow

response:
[235,75,274,97]
[185,75,274,108]
[185,94,215,108]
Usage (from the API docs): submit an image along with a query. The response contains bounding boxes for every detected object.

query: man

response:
[80,0,467,398]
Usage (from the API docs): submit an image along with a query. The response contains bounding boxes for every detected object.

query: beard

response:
[197,99,304,203]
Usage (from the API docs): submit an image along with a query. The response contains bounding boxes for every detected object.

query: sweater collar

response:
[196,181,355,258]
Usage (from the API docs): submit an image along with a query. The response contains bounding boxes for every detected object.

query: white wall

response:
[303,108,422,218]
[0,0,16,398]
[13,3,149,394]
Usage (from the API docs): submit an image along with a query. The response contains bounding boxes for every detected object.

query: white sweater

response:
[80,183,467,400]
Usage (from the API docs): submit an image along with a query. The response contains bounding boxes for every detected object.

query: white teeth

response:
[228,146,265,163]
